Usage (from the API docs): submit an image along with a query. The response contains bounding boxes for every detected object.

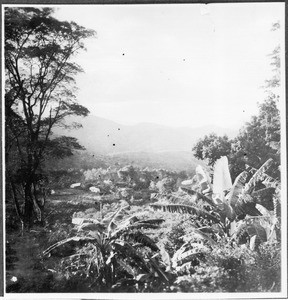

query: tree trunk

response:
[23,181,34,228]
[32,181,45,225]
[9,180,24,226]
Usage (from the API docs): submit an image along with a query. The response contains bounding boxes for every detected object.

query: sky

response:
[53,3,284,130]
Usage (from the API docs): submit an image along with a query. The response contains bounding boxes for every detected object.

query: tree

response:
[231,97,280,178]
[192,133,233,166]
[5,7,95,227]
[230,21,281,179]
[192,98,281,181]
[192,22,281,181]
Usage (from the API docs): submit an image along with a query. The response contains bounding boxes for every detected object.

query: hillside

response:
[53,115,238,154]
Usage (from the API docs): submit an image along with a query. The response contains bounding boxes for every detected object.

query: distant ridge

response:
[53,114,238,155]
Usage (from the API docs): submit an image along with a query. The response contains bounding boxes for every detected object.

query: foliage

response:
[192,134,232,166]
[42,207,176,292]
[5,7,95,227]
[172,241,280,292]
[6,20,282,294]
[7,157,282,292]
[231,96,280,179]
[192,97,281,181]
[151,157,281,254]
[192,24,281,182]
[156,177,177,193]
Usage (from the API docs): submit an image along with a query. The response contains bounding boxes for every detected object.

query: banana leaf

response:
[180,187,216,208]
[125,231,159,252]
[213,156,232,198]
[252,187,276,211]
[43,236,98,257]
[113,240,151,273]
[150,203,220,223]
[227,171,248,206]
[137,218,165,225]
[175,249,203,265]
[245,164,280,189]
[235,222,267,247]
[244,159,274,193]
[226,171,249,215]
[191,227,218,246]
[118,259,136,276]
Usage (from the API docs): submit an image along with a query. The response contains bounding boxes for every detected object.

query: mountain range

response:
[53,115,238,155]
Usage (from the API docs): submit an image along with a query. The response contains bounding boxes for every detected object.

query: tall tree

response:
[231,22,281,178]
[5,7,95,227]
[192,22,281,181]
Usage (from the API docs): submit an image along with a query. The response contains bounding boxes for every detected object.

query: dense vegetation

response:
[5,8,282,295]
[6,157,281,293]
[5,7,95,227]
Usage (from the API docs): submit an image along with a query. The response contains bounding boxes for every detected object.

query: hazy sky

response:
[54,3,284,129]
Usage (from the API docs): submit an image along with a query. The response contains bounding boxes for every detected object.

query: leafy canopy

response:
[5,7,95,168]
[5,7,95,225]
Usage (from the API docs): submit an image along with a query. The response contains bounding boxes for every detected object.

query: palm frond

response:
[244,158,274,193]
[150,203,220,223]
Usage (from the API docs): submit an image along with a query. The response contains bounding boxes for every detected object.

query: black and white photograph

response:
[2,2,287,298]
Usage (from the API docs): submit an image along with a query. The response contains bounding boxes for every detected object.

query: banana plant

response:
[43,206,172,292]
[156,241,211,276]
[150,157,280,248]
